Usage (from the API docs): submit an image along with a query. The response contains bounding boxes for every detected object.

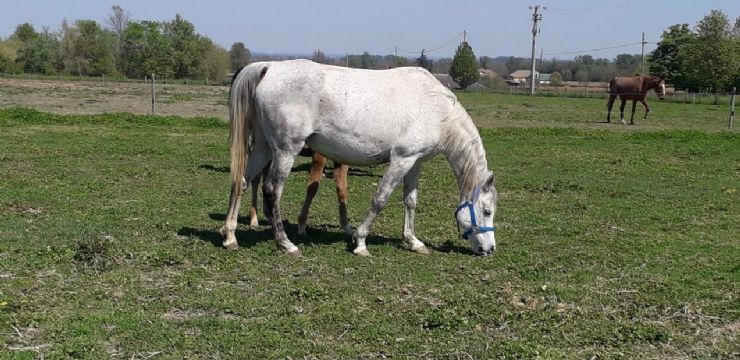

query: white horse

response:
[221,60,497,257]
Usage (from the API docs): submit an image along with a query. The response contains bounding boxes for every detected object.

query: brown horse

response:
[247,147,351,236]
[606,75,665,124]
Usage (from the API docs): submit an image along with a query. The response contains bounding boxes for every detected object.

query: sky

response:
[1,0,738,60]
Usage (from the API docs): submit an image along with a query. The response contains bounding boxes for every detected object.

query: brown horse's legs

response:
[630,100,638,124]
[619,99,627,124]
[333,162,352,235]
[606,95,617,122]
[297,153,328,235]
[640,99,650,121]
[248,175,261,228]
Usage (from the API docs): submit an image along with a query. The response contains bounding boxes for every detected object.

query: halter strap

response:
[455,201,496,240]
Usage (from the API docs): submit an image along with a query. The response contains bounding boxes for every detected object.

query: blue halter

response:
[455,201,496,240]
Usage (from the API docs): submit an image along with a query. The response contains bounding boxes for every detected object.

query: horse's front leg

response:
[333,162,352,235]
[265,150,302,257]
[353,156,419,256]
[297,152,327,236]
[402,163,429,254]
[640,99,650,121]
[630,99,638,125]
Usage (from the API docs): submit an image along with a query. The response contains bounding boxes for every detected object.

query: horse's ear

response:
[483,172,495,192]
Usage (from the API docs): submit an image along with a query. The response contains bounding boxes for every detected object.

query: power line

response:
[543,41,656,56]
[396,31,466,55]
[548,0,657,12]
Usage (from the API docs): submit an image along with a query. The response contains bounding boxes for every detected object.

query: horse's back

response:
[253,60,458,165]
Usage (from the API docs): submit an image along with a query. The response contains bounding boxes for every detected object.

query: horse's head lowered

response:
[455,173,497,255]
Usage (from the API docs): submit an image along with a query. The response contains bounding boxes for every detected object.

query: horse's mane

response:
[440,105,489,200]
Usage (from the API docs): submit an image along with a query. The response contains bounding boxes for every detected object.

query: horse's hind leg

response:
[221,151,272,250]
[264,149,303,257]
[334,162,352,235]
[606,95,617,123]
[630,100,638,125]
[402,163,429,254]
[297,152,328,236]
[353,155,420,256]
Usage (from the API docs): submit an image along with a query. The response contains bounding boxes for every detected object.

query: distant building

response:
[506,70,539,84]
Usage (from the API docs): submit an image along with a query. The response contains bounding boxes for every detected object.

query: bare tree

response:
[106,5,131,37]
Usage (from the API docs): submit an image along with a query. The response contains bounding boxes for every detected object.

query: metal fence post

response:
[151,73,156,115]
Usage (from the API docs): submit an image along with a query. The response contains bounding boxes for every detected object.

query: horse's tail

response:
[228,63,268,194]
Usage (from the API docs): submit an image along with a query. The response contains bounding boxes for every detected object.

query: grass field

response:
[0,89,738,359]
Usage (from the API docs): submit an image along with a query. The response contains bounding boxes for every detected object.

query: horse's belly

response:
[306,134,390,166]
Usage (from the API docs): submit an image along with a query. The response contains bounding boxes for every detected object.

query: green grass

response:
[0,97,738,359]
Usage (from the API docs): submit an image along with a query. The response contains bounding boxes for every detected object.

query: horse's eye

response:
[483,209,492,216]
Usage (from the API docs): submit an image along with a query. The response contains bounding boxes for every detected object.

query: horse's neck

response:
[440,112,489,201]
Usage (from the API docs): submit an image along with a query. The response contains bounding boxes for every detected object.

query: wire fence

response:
[0,72,219,86]
[1,71,736,107]
[471,85,737,106]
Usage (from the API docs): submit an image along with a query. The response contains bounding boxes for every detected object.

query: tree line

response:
[0,7,737,91]
[0,6,248,83]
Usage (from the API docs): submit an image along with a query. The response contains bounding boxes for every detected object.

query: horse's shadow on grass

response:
[199,164,381,179]
[179,213,401,252]
[199,164,229,173]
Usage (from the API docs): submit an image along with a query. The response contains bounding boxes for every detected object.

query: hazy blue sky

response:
[1,0,738,59]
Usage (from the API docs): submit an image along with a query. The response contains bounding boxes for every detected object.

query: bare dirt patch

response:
[0,78,229,120]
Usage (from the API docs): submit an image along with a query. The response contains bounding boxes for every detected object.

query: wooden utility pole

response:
[640,32,646,74]
[529,5,545,95]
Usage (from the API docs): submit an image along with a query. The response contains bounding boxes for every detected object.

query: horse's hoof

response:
[297,225,307,236]
[249,219,259,229]
[342,224,354,236]
[287,249,303,258]
[223,241,240,251]
[411,244,430,255]
[353,247,372,257]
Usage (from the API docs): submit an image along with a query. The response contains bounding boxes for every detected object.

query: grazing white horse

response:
[221,60,497,257]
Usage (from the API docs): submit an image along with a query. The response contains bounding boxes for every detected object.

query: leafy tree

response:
[16,28,59,74]
[198,40,230,83]
[121,21,173,78]
[449,41,479,89]
[416,51,433,72]
[165,14,206,79]
[550,71,562,86]
[229,42,251,71]
[59,20,115,75]
[0,38,22,73]
[682,10,738,91]
[359,51,375,69]
[11,23,38,42]
[648,24,694,88]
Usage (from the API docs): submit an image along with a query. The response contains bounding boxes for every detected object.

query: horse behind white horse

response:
[221,60,497,256]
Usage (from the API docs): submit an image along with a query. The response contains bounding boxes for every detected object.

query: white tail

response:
[228,64,267,194]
